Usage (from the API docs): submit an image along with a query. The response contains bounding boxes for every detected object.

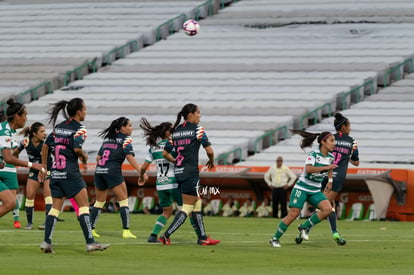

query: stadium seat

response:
[128,196,139,213]
[364,203,377,221]
[337,202,347,220]
[209,199,223,216]
[137,196,155,213]
[346,203,365,221]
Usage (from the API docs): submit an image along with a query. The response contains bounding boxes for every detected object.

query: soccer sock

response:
[90,201,105,229]
[78,207,94,244]
[45,196,52,218]
[165,210,187,238]
[119,206,130,229]
[273,221,288,240]
[45,204,52,217]
[301,213,322,229]
[12,199,19,221]
[192,212,207,240]
[70,198,80,216]
[25,199,34,224]
[327,211,338,233]
[189,215,201,239]
[44,208,59,244]
[90,207,102,229]
[151,215,168,236]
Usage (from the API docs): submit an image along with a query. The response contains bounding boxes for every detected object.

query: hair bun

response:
[6,98,15,106]
[334,112,344,119]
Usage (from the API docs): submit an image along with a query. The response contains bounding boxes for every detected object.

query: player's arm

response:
[305,163,337,174]
[138,161,150,186]
[74,148,88,166]
[204,145,214,169]
[2,148,44,171]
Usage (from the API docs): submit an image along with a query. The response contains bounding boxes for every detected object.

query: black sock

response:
[44,215,57,244]
[90,207,101,229]
[26,206,34,224]
[165,211,187,238]
[120,206,129,229]
[192,212,207,240]
[78,214,95,244]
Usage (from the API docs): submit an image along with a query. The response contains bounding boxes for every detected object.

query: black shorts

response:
[94,173,124,190]
[50,177,87,199]
[177,175,200,196]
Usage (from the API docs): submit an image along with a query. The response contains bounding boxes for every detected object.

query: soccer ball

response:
[183,19,200,36]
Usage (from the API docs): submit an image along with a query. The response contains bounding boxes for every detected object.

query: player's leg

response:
[0,185,16,217]
[39,179,52,230]
[24,179,40,229]
[298,194,333,242]
[41,196,63,253]
[112,181,136,239]
[148,189,173,242]
[90,186,108,238]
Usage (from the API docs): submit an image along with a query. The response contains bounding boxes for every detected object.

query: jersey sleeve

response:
[122,136,135,156]
[73,126,87,149]
[45,133,54,147]
[196,125,211,148]
[305,151,316,166]
[17,137,29,151]
[350,138,359,161]
[164,137,174,153]
[144,146,153,163]
[0,132,12,150]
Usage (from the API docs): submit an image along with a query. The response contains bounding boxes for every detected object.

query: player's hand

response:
[206,160,214,170]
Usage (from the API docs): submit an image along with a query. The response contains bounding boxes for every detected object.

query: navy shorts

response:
[177,175,200,196]
[50,177,87,199]
[94,173,124,190]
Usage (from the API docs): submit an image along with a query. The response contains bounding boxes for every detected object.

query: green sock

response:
[301,213,322,229]
[13,199,19,222]
[273,221,288,240]
[151,215,168,236]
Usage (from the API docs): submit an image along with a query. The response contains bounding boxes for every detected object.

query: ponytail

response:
[291,129,332,149]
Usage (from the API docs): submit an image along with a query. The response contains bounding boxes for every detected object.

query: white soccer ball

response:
[183,19,200,36]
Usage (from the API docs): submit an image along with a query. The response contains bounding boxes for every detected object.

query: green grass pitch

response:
[1,211,413,274]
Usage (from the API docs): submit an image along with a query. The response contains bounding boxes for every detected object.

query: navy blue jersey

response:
[332,132,359,185]
[46,119,87,180]
[165,121,211,177]
[17,137,42,164]
[95,132,134,175]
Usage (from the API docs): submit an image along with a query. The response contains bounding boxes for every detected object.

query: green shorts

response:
[0,171,18,191]
[288,187,327,209]
[158,188,182,208]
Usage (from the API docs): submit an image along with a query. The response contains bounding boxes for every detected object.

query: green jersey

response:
[0,121,18,173]
[295,149,334,193]
[144,139,178,191]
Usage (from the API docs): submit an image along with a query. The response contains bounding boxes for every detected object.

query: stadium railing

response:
[253,125,288,153]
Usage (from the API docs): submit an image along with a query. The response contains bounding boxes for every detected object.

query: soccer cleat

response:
[92,229,100,238]
[38,224,45,230]
[147,235,160,243]
[332,232,347,245]
[122,229,136,239]
[295,225,309,244]
[86,242,110,253]
[14,221,21,229]
[269,238,281,248]
[198,236,220,246]
[159,235,171,245]
[40,241,54,253]
[24,223,33,230]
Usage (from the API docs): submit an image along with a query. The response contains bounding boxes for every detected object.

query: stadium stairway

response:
[0,0,227,110]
